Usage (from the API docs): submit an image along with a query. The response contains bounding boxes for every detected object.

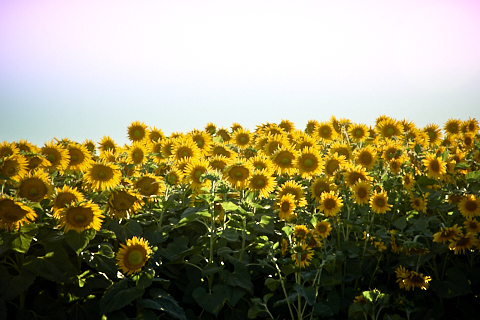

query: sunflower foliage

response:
[0,117,480,319]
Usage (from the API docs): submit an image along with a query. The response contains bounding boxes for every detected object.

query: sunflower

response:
[351,180,371,206]
[422,153,446,180]
[57,200,104,233]
[232,128,252,150]
[389,157,404,175]
[126,141,149,165]
[160,138,175,158]
[247,152,275,175]
[134,173,165,199]
[40,141,70,173]
[460,132,476,150]
[107,188,144,219]
[116,236,152,275]
[348,123,370,143]
[295,147,324,179]
[458,194,480,219]
[211,143,236,159]
[410,193,428,213]
[313,121,338,142]
[165,168,184,186]
[461,117,479,134]
[403,270,431,291]
[464,218,480,234]
[248,169,277,199]
[432,224,462,244]
[323,153,347,177]
[318,191,343,217]
[257,123,285,137]
[184,158,212,190]
[52,185,85,218]
[127,121,149,142]
[293,225,310,243]
[276,193,297,221]
[15,140,38,153]
[292,243,314,268]
[376,118,404,139]
[209,155,233,172]
[423,123,442,146]
[223,160,254,190]
[272,145,299,176]
[355,145,378,171]
[205,122,217,135]
[215,127,231,143]
[381,139,404,162]
[263,134,289,156]
[305,119,320,135]
[370,191,392,214]
[281,238,289,255]
[344,165,371,187]
[449,232,478,254]
[330,141,352,161]
[189,129,213,156]
[0,197,37,231]
[83,160,122,192]
[148,126,165,143]
[81,139,96,154]
[402,173,415,191]
[0,154,29,183]
[314,220,332,238]
[66,143,93,172]
[277,180,307,207]
[17,170,54,202]
[0,141,19,159]
[292,132,317,151]
[444,118,462,136]
[26,154,51,171]
[171,136,201,162]
[98,136,118,155]
[150,141,166,164]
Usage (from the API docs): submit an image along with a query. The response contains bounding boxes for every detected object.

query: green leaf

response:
[82,245,117,279]
[192,285,227,316]
[223,262,254,293]
[10,223,38,253]
[222,201,239,211]
[220,227,240,242]
[254,215,274,235]
[202,262,225,277]
[393,216,407,230]
[99,279,144,314]
[466,170,480,181]
[293,283,316,306]
[65,229,96,255]
[108,219,142,243]
[265,278,280,292]
[431,267,472,298]
[136,288,186,320]
[0,265,36,301]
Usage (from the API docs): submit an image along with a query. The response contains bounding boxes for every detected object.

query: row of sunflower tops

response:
[1,116,480,277]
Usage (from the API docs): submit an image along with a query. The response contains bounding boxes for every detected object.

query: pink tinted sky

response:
[1,0,480,146]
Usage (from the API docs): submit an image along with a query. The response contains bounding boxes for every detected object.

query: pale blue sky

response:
[1,0,480,147]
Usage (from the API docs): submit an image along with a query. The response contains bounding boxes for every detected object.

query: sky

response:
[1,0,480,147]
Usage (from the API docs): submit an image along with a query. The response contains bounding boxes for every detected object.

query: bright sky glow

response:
[1,0,480,146]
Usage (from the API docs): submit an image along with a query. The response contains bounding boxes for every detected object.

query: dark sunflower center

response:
[355,129,363,137]
[430,160,440,172]
[47,154,57,162]
[235,171,243,178]
[256,178,265,187]
[195,170,203,179]
[98,171,107,179]
[133,129,142,138]
[357,188,367,198]
[127,249,144,266]
[324,199,336,209]
[465,201,477,212]
[240,136,247,143]
[29,187,39,196]
[281,202,290,211]
[387,128,395,135]
[74,214,87,222]
[7,167,15,175]
[304,159,314,168]
[281,157,291,165]
[375,198,385,207]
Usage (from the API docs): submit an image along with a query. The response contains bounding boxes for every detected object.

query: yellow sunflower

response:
[276,193,297,221]
[460,132,476,150]
[461,117,479,134]
[107,188,144,219]
[293,225,310,243]
[432,224,462,244]
[160,138,175,158]
[401,270,431,291]
[116,236,152,275]
[184,158,212,190]
[389,157,405,175]
[82,139,96,154]
[126,141,149,165]
[312,121,338,142]
[351,180,371,206]
[381,139,404,162]
[305,119,320,135]
[0,141,19,159]
[463,218,480,234]
[376,118,404,139]
[369,191,392,214]
[231,122,243,132]
[127,121,149,142]
[323,153,347,177]
[423,123,443,146]
[83,160,122,192]
[444,118,462,136]
[17,170,54,202]
[402,173,415,191]
[165,167,184,186]
[66,143,93,173]
[422,153,446,180]
[205,122,217,135]
[354,145,378,171]
[292,243,314,268]
[52,185,85,218]
[0,197,37,231]
[57,200,104,233]
[149,141,167,164]
[232,128,253,150]
[15,140,38,154]
[272,145,299,176]
[209,155,233,172]
[171,136,201,162]
[292,132,317,151]
[148,126,165,143]
[215,127,232,143]
[449,232,478,254]
[0,154,29,183]
[410,193,428,213]
[344,165,371,187]
[330,141,353,161]
[314,220,332,238]
[98,136,118,155]
[189,129,213,156]
[278,119,295,133]
[263,134,290,157]
[134,173,165,200]
[348,123,370,143]
[457,194,480,219]
[211,143,236,159]
[310,176,336,203]
[40,141,70,173]
[277,180,307,207]
[248,169,277,199]
[318,191,343,217]
[223,160,254,190]
[247,152,275,175]
[295,147,324,179]
[26,154,51,171]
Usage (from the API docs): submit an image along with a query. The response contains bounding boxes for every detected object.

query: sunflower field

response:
[1,116,480,320]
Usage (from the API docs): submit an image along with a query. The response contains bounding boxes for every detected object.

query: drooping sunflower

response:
[83,160,122,192]
[276,193,297,221]
[248,169,277,199]
[209,155,233,173]
[422,153,447,180]
[395,265,411,290]
[57,200,104,233]
[223,160,254,190]
[444,118,462,136]
[211,143,236,159]
[449,232,478,254]
[126,141,149,165]
[277,180,307,207]
[0,197,37,231]
[148,126,165,143]
[351,180,371,206]
[312,121,338,142]
[107,188,144,219]
[330,141,353,161]
[278,119,295,133]
[0,141,19,159]
[40,141,70,173]
[323,153,347,177]
[376,118,404,139]
[230,122,243,132]
[189,129,213,156]
[314,220,332,238]
[134,173,165,200]
[116,236,152,275]
[66,143,93,173]
[272,145,299,176]
[432,224,462,244]
[369,190,392,214]
[171,136,201,162]
[423,123,443,146]
[17,170,54,202]
[184,158,212,190]
[205,122,217,135]
[348,123,370,143]
[295,147,324,179]
[232,128,253,150]
[215,127,232,143]
[310,176,336,203]
[344,165,371,187]
[457,194,480,219]
[292,243,314,268]
[355,145,378,171]
[98,136,118,155]
[52,185,85,218]
[410,193,428,213]
[0,154,29,183]
[318,191,343,217]
[127,120,149,142]
[403,270,432,291]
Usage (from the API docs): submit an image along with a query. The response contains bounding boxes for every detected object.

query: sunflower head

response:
[0,141,20,159]
[310,176,336,202]
[276,193,297,221]
[134,174,165,199]
[295,147,324,178]
[0,154,29,183]
[57,200,104,233]
[223,160,254,190]
[351,180,371,206]
[248,169,276,199]
[127,141,149,165]
[215,128,232,143]
[17,170,54,202]
[52,185,85,218]
[232,128,252,149]
[0,197,37,231]
[314,220,332,238]
[313,121,337,141]
[107,188,144,220]
[98,136,118,155]
[272,145,299,176]
[376,118,404,139]
[369,191,392,214]
[171,137,201,162]
[348,123,370,143]
[116,236,152,275]
[148,126,165,143]
[458,194,480,219]
[292,243,314,269]
[83,160,122,192]
[127,121,149,142]
[67,143,93,172]
[41,141,70,173]
[318,191,343,217]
